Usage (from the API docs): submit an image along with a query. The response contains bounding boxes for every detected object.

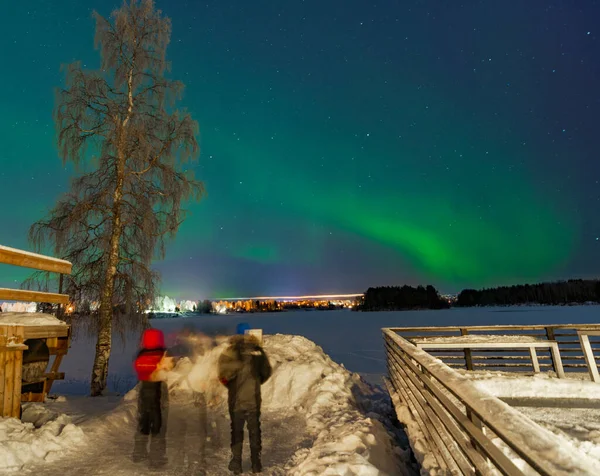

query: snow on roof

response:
[0,312,67,326]
[0,245,71,266]
[413,334,546,344]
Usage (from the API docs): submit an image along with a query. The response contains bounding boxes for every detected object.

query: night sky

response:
[1,1,599,299]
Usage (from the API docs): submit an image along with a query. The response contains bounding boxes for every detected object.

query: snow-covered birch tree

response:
[28,0,202,396]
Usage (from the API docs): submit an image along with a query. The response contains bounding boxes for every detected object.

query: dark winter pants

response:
[134,381,167,467]
[229,408,262,468]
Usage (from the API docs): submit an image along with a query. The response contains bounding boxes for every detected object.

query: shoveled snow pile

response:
[162,334,413,475]
[262,335,410,475]
[0,312,67,327]
[0,404,86,471]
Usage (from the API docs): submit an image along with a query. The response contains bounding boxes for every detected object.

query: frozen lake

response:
[54,305,600,394]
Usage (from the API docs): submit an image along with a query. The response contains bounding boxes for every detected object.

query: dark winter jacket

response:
[218,335,272,412]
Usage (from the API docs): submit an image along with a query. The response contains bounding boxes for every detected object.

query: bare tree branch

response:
[26,0,204,396]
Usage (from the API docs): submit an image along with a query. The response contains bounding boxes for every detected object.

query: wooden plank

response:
[0,344,28,351]
[12,328,23,418]
[44,372,65,380]
[0,334,5,417]
[23,326,70,339]
[45,354,65,394]
[45,337,58,349]
[21,392,45,403]
[529,348,540,373]
[387,369,454,473]
[389,324,600,332]
[549,344,565,378]
[386,338,524,476]
[461,328,474,371]
[579,333,600,382]
[393,365,466,474]
[4,339,14,417]
[387,354,464,474]
[389,351,484,474]
[546,327,558,372]
[0,288,69,305]
[577,330,600,337]
[448,363,552,368]
[0,245,72,274]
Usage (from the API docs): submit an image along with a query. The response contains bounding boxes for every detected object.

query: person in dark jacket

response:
[218,327,272,474]
[133,328,169,468]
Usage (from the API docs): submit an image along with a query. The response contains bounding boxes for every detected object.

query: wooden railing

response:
[388,324,600,373]
[383,328,600,475]
[0,245,72,306]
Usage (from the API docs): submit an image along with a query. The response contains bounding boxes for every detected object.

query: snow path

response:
[20,400,308,476]
[6,335,410,475]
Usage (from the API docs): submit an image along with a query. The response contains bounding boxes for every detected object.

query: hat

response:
[141,328,165,350]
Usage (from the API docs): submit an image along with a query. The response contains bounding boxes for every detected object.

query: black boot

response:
[228,458,242,474]
[252,460,263,473]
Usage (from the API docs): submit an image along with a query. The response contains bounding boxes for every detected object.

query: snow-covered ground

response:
[3,306,600,474]
[1,334,415,475]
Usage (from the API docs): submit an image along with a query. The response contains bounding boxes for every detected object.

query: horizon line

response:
[209,293,365,301]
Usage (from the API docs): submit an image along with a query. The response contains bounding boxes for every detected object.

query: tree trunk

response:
[90,70,135,396]
[90,158,124,396]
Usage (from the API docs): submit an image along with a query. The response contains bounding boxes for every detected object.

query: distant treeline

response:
[456,279,600,307]
[359,285,450,311]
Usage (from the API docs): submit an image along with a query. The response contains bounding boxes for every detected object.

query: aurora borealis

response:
[1,1,599,299]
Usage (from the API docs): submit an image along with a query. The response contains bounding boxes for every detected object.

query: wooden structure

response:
[0,245,72,417]
[388,323,600,373]
[578,329,600,382]
[0,325,27,418]
[383,328,600,475]
[413,335,565,378]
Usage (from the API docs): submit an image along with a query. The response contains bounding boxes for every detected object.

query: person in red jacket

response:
[132,328,169,467]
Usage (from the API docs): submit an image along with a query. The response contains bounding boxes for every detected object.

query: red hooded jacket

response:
[134,328,166,381]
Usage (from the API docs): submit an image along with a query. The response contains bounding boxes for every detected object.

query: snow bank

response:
[262,335,409,475]
[0,312,67,327]
[0,404,85,472]
[163,334,412,475]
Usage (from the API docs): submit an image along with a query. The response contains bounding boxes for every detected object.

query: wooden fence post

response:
[545,326,557,374]
[0,325,28,418]
[460,328,474,370]
[57,274,64,319]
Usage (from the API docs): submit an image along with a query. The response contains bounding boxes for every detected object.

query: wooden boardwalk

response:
[383,324,600,475]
